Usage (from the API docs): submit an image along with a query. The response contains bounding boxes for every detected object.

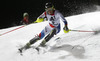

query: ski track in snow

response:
[0,11,100,61]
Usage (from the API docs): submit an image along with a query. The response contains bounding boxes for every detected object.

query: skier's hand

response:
[34,18,44,23]
[63,25,70,33]
[63,25,68,31]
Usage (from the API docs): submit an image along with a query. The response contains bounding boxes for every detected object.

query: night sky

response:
[1,0,99,29]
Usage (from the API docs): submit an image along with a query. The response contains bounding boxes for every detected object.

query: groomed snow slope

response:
[0,11,100,61]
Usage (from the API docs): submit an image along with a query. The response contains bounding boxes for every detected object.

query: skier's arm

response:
[58,12,67,25]
[34,12,47,23]
[58,12,69,33]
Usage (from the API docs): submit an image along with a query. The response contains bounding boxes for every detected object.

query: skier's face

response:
[45,7,54,15]
[24,16,29,20]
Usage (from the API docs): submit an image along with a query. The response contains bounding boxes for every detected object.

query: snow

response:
[0,11,100,61]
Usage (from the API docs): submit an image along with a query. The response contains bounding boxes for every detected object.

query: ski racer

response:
[19,2,70,52]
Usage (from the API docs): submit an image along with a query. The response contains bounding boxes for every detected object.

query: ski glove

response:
[63,25,70,33]
[34,18,44,23]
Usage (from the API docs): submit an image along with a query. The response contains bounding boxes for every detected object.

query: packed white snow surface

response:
[0,11,100,61]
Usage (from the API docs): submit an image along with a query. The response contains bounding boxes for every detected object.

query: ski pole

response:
[70,29,97,32]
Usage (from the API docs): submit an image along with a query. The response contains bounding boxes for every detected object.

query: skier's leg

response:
[20,25,50,50]
[29,35,40,45]
[40,28,56,46]
[19,30,44,51]
[40,24,61,46]
[35,28,56,52]
[19,24,53,52]
[22,31,44,50]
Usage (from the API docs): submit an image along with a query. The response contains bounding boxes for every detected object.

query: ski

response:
[17,44,40,55]
[17,37,61,55]
[34,37,61,54]
[18,46,26,56]
[18,49,23,56]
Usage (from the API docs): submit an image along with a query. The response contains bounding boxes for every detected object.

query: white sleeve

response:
[58,11,67,25]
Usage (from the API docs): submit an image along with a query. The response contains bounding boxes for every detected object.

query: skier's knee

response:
[29,36,40,44]
[29,39,35,44]
[51,28,56,35]
[44,29,56,42]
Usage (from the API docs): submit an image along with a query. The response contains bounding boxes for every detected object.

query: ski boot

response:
[18,42,31,53]
[36,29,56,52]
[18,35,40,53]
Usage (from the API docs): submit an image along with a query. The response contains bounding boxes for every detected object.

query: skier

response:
[19,2,70,53]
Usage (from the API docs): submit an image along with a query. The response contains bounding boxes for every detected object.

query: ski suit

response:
[18,10,68,51]
[38,10,68,39]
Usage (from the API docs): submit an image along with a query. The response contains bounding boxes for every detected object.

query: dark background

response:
[0,0,99,29]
